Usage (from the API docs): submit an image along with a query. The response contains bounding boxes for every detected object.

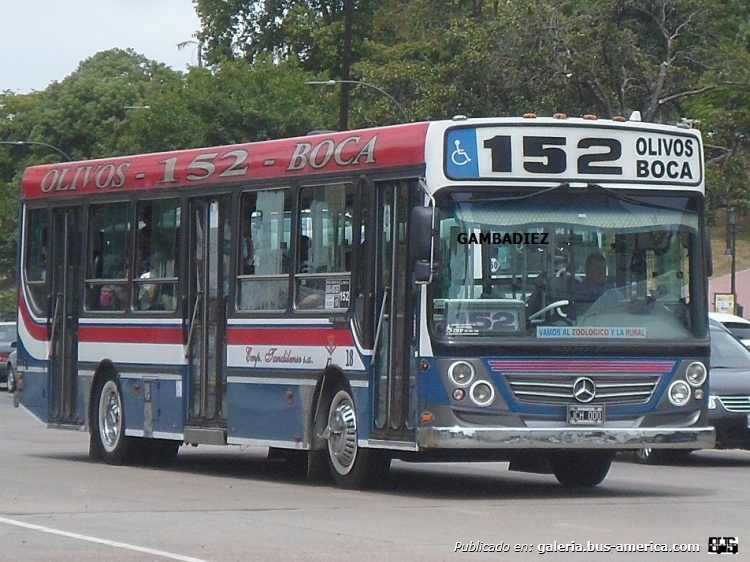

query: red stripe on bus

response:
[19,292,47,341]
[226,327,354,347]
[21,123,429,200]
[78,325,184,344]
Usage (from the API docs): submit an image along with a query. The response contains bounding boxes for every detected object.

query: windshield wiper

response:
[584,182,690,213]
[464,182,573,204]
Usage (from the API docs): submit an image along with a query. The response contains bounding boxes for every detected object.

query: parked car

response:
[635,318,750,462]
[6,349,16,392]
[0,321,16,391]
[709,311,750,347]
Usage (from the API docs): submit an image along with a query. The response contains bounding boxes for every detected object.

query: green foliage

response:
[0,287,17,322]
[2,0,750,295]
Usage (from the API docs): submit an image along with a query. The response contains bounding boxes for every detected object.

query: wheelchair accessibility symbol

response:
[451,140,472,166]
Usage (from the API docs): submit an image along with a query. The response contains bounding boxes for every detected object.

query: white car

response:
[709,312,750,347]
[4,348,16,392]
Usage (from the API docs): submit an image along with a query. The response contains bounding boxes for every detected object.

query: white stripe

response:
[118,373,183,381]
[79,342,185,365]
[360,439,419,451]
[153,432,184,440]
[227,376,316,386]
[125,429,145,437]
[226,376,368,388]
[20,366,46,374]
[0,516,209,562]
[227,437,306,448]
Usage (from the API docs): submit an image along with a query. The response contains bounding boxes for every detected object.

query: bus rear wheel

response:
[323,386,390,489]
[90,375,137,464]
[550,452,612,487]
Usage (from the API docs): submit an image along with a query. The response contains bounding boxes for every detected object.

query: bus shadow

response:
[380,461,697,500]
[29,450,703,500]
[616,450,750,468]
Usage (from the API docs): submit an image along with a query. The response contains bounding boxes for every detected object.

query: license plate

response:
[567,404,605,425]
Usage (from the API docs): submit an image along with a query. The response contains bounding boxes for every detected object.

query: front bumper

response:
[418,426,715,450]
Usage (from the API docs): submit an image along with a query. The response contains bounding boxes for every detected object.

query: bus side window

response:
[133,199,179,312]
[295,183,354,311]
[24,210,49,313]
[86,202,131,312]
[237,188,291,311]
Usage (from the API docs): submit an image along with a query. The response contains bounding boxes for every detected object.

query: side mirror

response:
[410,206,435,283]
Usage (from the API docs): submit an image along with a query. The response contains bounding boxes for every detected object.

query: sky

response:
[1,0,202,93]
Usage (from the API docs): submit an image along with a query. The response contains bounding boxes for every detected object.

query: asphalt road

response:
[1,392,748,562]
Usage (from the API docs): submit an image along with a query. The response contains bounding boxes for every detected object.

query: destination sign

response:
[444,124,703,187]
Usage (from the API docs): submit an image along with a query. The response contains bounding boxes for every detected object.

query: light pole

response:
[0,140,72,161]
[728,206,738,314]
[725,206,733,255]
[306,79,409,128]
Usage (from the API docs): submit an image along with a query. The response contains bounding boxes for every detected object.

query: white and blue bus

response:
[16,114,714,488]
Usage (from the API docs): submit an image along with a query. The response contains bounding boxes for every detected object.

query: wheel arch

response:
[87,360,120,432]
[308,364,350,451]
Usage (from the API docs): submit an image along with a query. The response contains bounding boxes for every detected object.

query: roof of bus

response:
[21,116,703,200]
[21,121,431,200]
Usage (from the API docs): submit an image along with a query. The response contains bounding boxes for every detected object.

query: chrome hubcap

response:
[98,381,122,452]
[326,390,357,475]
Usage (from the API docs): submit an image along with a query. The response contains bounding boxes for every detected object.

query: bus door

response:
[49,207,81,425]
[185,196,230,433]
[371,181,417,440]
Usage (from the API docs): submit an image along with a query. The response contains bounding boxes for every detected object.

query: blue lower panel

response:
[19,370,49,423]
[352,386,372,441]
[227,382,306,444]
[120,378,144,432]
[152,379,184,436]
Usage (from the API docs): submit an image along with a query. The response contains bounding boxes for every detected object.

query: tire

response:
[323,386,390,489]
[550,452,612,487]
[6,364,15,393]
[633,447,655,464]
[90,375,138,464]
[634,448,692,464]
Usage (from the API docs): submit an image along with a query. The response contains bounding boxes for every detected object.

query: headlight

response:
[668,381,691,407]
[685,362,707,387]
[708,395,717,410]
[469,381,494,407]
[448,361,475,386]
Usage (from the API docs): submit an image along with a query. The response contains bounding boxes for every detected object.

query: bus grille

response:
[717,396,750,413]
[503,374,661,406]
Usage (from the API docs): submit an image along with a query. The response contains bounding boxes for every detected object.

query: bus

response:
[16,114,714,488]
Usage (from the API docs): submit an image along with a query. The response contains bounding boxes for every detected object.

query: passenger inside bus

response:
[297,235,324,309]
[570,253,611,303]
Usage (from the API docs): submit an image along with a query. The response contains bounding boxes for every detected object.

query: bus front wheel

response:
[323,385,390,489]
[550,452,612,487]
[90,375,137,464]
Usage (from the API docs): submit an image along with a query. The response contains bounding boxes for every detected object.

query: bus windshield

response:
[431,186,704,342]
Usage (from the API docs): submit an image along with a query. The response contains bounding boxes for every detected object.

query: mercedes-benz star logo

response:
[572,377,596,403]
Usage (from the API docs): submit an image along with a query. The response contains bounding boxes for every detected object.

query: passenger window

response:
[24,208,50,313]
[237,189,291,311]
[86,202,131,312]
[296,183,354,310]
[133,199,180,312]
